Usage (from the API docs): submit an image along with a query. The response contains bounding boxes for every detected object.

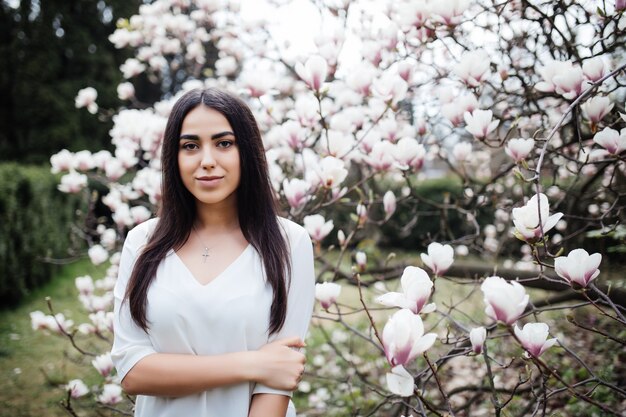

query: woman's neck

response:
[194,202,240,233]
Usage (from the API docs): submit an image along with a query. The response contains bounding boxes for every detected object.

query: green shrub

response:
[0,163,82,307]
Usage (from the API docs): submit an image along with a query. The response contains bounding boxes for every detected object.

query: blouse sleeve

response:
[252,224,316,398]
[110,222,158,382]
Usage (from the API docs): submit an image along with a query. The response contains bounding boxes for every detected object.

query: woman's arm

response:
[248,394,290,417]
[121,337,306,397]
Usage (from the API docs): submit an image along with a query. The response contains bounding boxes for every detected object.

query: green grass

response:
[0,260,107,417]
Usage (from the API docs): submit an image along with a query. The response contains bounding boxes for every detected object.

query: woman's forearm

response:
[248,393,290,417]
[120,336,305,397]
[121,351,256,397]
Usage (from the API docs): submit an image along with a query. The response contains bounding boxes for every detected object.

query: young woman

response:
[111,88,315,417]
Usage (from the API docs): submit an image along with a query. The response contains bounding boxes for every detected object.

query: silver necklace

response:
[193,226,211,263]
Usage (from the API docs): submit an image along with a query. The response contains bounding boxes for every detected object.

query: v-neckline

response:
[171,244,252,288]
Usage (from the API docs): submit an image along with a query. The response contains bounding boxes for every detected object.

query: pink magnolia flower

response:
[376,266,436,314]
[283,178,310,210]
[582,57,607,82]
[66,379,89,398]
[365,141,396,171]
[295,55,328,92]
[355,251,367,271]
[464,109,499,139]
[420,242,454,276]
[512,193,563,242]
[383,191,397,219]
[453,142,472,162]
[593,127,626,155]
[386,365,414,397]
[581,96,613,123]
[617,0,626,11]
[88,245,109,265]
[454,50,491,87]
[553,66,586,99]
[481,276,529,325]
[431,0,471,26]
[373,73,408,104]
[57,171,88,194]
[117,82,135,100]
[315,282,342,310]
[382,309,437,367]
[315,156,349,188]
[92,352,114,377]
[50,149,74,174]
[505,138,535,163]
[442,95,479,126]
[75,87,98,114]
[98,384,123,405]
[514,322,557,358]
[554,248,602,287]
[303,214,334,242]
[393,138,426,171]
[535,60,574,93]
[75,275,94,295]
[469,327,486,354]
[73,150,95,171]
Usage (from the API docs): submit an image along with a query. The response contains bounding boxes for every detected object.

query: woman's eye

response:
[217,140,233,148]
[181,142,199,150]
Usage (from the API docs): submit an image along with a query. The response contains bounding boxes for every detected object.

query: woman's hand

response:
[253,336,306,391]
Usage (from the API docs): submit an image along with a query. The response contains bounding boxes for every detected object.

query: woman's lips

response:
[196,176,224,186]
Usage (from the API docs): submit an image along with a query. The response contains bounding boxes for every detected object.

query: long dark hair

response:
[125,88,291,335]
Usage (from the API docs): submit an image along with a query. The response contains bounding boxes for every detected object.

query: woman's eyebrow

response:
[179,131,235,140]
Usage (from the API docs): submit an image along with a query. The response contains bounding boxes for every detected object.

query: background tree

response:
[0,0,143,163]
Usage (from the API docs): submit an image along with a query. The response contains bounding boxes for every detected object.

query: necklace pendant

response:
[202,247,209,263]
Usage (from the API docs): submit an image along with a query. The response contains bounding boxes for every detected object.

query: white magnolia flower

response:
[283,178,310,210]
[505,138,535,163]
[582,56,607,82]
[420,242,454,276]
[514,322,557,358]
[554,248,602,287]
[469,327,487,354]
[66,379,89,398]
[75,275,94,295]
[593,127,626,155]
[75,87,98,114]
[117,82,135,100]
[50,149,74,174]
[315,156,349,188]
[88,245,109,266]
[315,282,342,310]
[481,276,529,325]
[582,96,613,123]
[383,191,397,219]
[303,214,334,242]
[512,193,563,242]
[464,109,499,139]
[382,309,437,367]
[295,55,328,91]
[58,171,88,194]
[386,365,414,397]
[376,266,436,314]
[454,50,491,87]
[453,142,472,162]
[98,384,123,405]
[92,352,114,377]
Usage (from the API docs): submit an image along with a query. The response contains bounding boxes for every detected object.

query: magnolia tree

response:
[32,0,626,415]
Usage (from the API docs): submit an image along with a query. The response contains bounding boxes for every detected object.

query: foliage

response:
[0,163,83,307]
[0,0,144,164]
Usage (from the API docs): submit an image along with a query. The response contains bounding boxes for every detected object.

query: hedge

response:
[0,163,82,307]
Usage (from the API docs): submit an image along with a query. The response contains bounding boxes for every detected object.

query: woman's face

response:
[177,105,241,210]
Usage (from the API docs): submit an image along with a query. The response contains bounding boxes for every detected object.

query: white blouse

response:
[111,217,315,417]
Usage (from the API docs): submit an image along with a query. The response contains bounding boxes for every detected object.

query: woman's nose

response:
[201,147,216,168]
